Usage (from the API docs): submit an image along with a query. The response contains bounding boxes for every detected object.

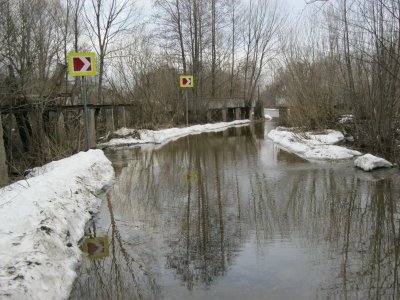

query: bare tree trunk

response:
[176,0,187,73]
[230,0,237,98]
[211,0,216,98]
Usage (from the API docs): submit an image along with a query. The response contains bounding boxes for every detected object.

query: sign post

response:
[179,75,194,126]
[68,52,97,150]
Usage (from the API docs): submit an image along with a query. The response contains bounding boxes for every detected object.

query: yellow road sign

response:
[68,52,97,76]
[180,75,194,88]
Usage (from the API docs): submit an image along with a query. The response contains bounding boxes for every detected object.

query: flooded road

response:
[70,122,400,300]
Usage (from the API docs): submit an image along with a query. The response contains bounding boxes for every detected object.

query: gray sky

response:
[135,0,309,18]
[286,0,308,13]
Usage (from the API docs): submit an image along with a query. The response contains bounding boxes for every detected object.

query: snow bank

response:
[0,150,114,300]
[267,127,361,161]
[264,114,273,120]
[98,120,251,148]
[354,153,393,171]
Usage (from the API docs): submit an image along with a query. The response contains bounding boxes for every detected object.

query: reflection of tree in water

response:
[71,127,261,298]
[330,179,400,300]
[69,192,160,300]
[162,131,259,289]
[258,169,400,299]
[123,123,400,297]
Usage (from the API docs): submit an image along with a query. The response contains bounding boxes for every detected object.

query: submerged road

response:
[70,122,400,300]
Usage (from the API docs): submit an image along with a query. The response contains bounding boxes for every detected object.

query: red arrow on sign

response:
[180,75,193,88]
[182,77,191,85]
[73,57,92,72]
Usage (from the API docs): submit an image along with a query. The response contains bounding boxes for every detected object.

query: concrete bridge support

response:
[48,111,66,144]
[56,112,66,144]
[207,111,212,122]
[249,107,255,121]
[0,115,8,186]
[115,106,127,129]
[222,109,228,122]
[235,108,241,120]
[105,108,115,133]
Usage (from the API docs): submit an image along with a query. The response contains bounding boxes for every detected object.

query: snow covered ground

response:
[0,150,114,300]
[98,120,251,148]
[267,127,362,161]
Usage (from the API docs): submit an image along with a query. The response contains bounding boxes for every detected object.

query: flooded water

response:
[69,122,400,300]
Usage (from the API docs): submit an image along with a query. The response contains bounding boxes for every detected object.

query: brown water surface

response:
[69,122,400,300]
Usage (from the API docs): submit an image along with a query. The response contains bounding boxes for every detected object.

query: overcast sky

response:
[135,0,310,18]
[286,0,308,13]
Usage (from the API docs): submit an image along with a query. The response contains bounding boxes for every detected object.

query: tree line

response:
[272,0,400,163]
[0,0,285,176]
[1,0,398,177]
[0,0,284,112]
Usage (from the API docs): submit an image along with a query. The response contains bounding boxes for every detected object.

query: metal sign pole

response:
[82,76,90,150]
[185,89,189,127]
[179,75,193,127]
[68,51,96,151]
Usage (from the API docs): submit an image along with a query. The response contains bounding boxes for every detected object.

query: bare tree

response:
[228,0,241,97]
[84,0,136,103]
[211,0,217,97]
[242,0,285,106]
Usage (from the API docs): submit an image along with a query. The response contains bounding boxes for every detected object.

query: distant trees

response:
[0,0,65,100]
[0,0,288,175]
[153,0,284,102]
[0,0,285,111]
[273,0,400,162]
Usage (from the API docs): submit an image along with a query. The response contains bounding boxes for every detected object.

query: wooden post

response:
[116,106,127,128]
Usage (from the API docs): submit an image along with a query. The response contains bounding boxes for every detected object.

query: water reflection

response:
[70,122,400,300]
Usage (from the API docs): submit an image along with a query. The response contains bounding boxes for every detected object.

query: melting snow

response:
[354,153,393,171]
[267,127,361,161]
[0,150,114,300]
[98,120,251,148]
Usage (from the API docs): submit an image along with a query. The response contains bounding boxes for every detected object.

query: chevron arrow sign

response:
[180,75,194,88]
[68,52,97,76]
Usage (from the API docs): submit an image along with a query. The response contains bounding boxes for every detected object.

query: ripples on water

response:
[69,122,400,300]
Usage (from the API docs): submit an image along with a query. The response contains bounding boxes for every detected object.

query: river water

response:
[69,122,400,300]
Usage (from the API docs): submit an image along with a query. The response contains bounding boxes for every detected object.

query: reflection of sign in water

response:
[184,171,198,184]
[83,236,109,259]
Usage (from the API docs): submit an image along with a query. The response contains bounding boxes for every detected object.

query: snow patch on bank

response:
[267,127,361,161]
[354,153,393,171]
[0,150,114,300]
[99,120,251,148]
